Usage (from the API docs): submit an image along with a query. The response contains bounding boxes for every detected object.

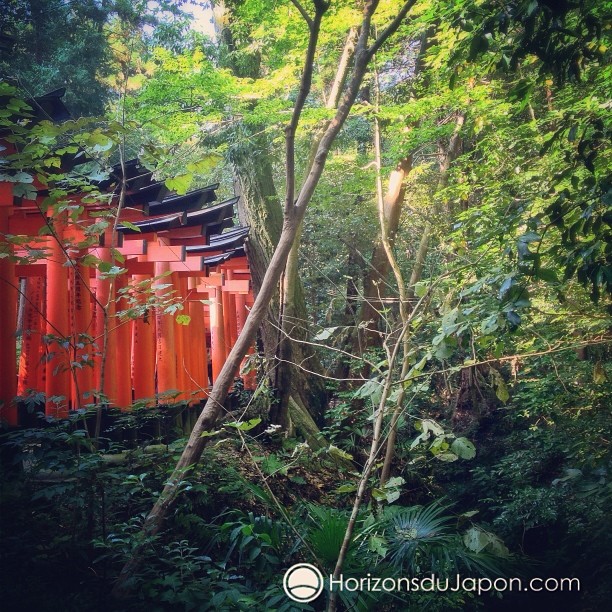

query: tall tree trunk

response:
[218,0,331,429]
[274,26,359,427]
[352,27,437,363]
[232,142,328,429]
[354,156,412,363]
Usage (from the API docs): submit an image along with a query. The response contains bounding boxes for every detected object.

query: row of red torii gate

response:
[0,89,256,427]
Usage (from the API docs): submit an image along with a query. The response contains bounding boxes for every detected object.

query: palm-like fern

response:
[386,503,458,573]
[304,503,352,569]
[385,502,510,577]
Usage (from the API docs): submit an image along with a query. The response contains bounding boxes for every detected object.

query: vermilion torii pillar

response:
[210,284,227,383]
[154,259,178,397]
[173,273,189,403]
[187,276,209,399]
[18,277,45,399]
[0,204,18,425]
[114,272,133,408]
[71,259,94,409]
[131,275,156,402]
[94,246,120,407]
[45,217,71,418]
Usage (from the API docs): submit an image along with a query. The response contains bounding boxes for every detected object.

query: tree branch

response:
[289,0,313,28]
[284,3,327,216]
[367,0,417,60]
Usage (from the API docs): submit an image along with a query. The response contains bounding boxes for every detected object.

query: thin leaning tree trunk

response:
[370,78,412,485]
[382,111,466,484]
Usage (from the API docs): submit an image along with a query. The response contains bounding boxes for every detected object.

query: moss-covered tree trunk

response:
[232,142,328,428]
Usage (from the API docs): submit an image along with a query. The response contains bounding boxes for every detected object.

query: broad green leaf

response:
[451,437,476,460]
[369,535,388,557]
[121,221,142,232]
[436,452,459,462]
[313,326,338,341]
[226,418,261,431]
[463,526,490,553]
[165,173,193,195]
[413,281,429,298]
[335,483,357,493]
[371,487,386,501]
[386,489,401,503]
[535,268,559,283]
[464,527,509,557]
[385,476,405,488]
[430,437,450,455]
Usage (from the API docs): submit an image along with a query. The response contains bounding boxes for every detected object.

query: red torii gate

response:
[0,92,256,427]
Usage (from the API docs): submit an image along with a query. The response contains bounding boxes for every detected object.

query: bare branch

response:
[284,3,327,216]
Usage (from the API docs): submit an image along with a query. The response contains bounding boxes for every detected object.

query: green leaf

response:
[355,378,383,406]
[13,171,34,183]
[385,476,405,489]
[371,487,386,501]
[85,132,114,152]
[535,268,559,283]
[120,221,142,232]
[165,173,193,195]
[386,489,401,503]
[450,437,476,460]
[226,418,261,431]
[430,437,450,455]
[369,534,388,557]
[490,368,510,403]
[593,362,607,384]
[436,452,459,462]
[496,380,510,403]
[13,183,37,200]
[335,483,357,494]
[463,526,489,553]
[464,527,509,557]
[313,326,338,341]
[413,281,429,298]
[519,231,540,243]
[481,314,499,335]
[505,311,521,327]
[186,154,222,173]
[176,314,191,326]
[200,430,221,438]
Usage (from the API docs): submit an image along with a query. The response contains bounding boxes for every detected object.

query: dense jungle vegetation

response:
[0,1,610,610]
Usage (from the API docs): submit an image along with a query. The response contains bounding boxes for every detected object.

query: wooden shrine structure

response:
[0,89,255,427]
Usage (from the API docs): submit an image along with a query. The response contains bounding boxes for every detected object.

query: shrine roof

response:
[144,184,219,216]
[186,226,249,253]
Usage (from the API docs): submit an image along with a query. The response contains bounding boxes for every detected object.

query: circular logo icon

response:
[283,563,324,603]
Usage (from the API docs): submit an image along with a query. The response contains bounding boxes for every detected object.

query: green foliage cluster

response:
[1,413,510,611]
[1,0,610,609]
